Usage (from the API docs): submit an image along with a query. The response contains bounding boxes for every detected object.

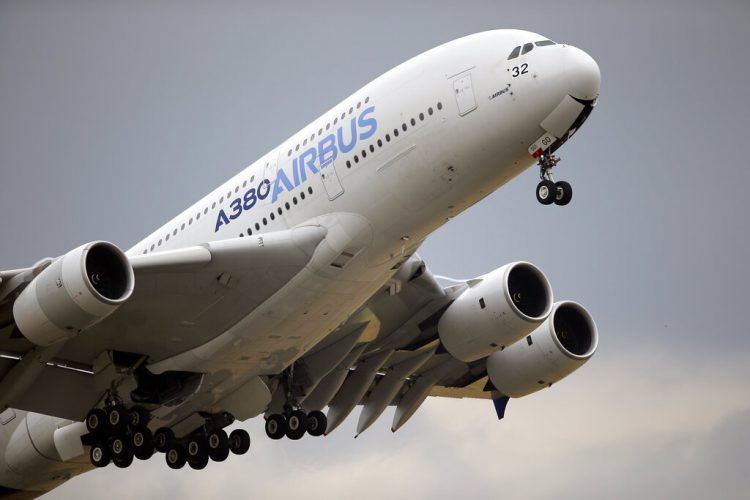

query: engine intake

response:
[13,241,134,346]
[438,262,553,362]
[486,301,598,398]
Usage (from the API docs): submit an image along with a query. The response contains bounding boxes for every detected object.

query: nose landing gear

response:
[536,154,573,206]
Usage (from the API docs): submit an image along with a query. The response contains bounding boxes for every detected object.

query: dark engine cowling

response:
[486,301,598,398]
[438,262,553,362]
[13,241,134,346]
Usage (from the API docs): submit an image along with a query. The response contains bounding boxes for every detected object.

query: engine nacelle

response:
[13,241,134,346]
[486,301,598,398]
[438,262,553,362]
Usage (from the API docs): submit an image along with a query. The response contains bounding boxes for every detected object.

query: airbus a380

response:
[0,29,600,497]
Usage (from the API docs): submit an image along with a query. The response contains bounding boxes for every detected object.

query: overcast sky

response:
[1,1,749,498]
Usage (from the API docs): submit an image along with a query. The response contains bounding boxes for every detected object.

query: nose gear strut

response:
[536,154,572,206]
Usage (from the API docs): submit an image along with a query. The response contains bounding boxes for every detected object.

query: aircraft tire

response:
[536,180,556,205]
[154,427,176,453]
[306,411,327,437]
[128,406,150,429]
[90,443,111,468]
[85,408,107,435]
[165,445,187,469]
[265,414,287,440]
[208,430,230,462]
[106,406,128,431]
[229,429,251,455]
[286,410,308,440]
[554,181,573,206]
[132,428,155,460]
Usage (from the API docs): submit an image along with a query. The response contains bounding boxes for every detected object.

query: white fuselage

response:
[128,29,599,383]
[0,29,602,496]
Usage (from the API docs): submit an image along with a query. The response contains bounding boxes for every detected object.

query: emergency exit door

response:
[320,160,344,200]
[453,73,477,116]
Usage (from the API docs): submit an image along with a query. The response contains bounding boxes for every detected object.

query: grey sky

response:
[1,0,749,498]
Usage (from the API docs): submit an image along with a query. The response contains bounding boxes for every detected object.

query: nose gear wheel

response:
[536,154,573,206]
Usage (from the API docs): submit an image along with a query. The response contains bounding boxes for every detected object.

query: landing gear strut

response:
[264,368,328,440]
[536,154,573,206]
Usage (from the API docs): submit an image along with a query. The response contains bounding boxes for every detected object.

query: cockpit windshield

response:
[507,40,556,60]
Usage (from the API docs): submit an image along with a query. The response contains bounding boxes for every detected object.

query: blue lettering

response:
[257,179,271,200]
[337,118,357,154]
[243,187,257,210]
[229,198,242,220]
[215,209,230,232]
[272,168,295,202]
[318,134,338,167]
[298,147,318,182]
[292,157,301,186]
[358,106,376,140]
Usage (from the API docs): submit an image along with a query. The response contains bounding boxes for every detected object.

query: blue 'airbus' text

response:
[215,106,376,232]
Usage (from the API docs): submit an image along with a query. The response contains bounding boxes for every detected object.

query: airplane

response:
[0,29,600,497]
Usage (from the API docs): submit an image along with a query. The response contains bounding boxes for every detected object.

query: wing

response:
[0,225,326,420]
[261,254,495,436]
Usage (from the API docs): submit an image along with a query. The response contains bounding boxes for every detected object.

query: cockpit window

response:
[521,43,534,55]
[507,46,521,60]
[535,40,556,47]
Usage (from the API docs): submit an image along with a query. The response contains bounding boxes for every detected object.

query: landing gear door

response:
[453,74,477,116]
[320,160,344,201]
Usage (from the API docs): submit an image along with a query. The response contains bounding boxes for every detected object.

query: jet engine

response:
[486,301,598,397]
[438,262,553,362]
[13,241,134,346]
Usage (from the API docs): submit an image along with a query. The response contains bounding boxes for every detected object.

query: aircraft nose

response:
[564,46,600,101]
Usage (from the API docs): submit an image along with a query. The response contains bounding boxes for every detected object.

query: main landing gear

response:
[84,404,155,469]
[160,427,250,470]
[535,154,573,206]
[83,403,250,470]
[265,408,327,440]
[264,366,328,440]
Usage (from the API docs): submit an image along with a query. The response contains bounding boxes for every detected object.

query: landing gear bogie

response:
[535,153,573,206]
[85,402,250,469]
